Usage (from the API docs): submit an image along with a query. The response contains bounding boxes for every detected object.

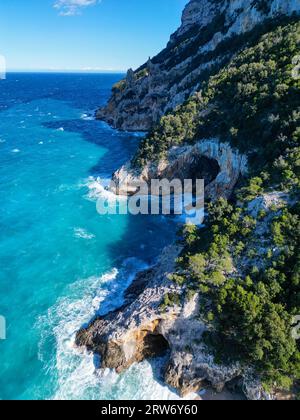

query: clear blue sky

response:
[0,0,188,72]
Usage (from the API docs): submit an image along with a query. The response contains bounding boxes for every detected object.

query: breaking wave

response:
[84,176,127,202]
[80,113,94,121]
[36,257,196,400]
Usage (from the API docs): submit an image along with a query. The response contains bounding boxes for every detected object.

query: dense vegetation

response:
[136,21,300,392]
[174,195,300,390]
[133,21,300,170]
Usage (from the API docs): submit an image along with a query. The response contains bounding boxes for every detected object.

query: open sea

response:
[0,73,184,400]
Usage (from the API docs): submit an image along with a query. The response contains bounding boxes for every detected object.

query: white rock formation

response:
[111,139,248,200]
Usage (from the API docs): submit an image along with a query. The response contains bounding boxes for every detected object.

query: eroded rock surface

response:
[76,245,242,396]
[111,139,248,200]
[97,0,300,131]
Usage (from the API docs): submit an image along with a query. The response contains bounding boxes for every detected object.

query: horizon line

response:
[6,69,127,74]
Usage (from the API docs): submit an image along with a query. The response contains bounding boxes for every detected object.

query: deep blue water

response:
[0,73,179,400]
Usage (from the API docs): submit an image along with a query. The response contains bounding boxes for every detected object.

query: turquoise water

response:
[0,73,180,400]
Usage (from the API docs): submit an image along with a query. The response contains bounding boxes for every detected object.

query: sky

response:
[0,0,188,72]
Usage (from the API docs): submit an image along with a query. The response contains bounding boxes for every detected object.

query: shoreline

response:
[75,243,252,400]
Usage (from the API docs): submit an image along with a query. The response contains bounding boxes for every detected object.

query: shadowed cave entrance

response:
[141,332,170,360]
[188,156,220,187]
[159,155,220,206]
[167,155,220,187]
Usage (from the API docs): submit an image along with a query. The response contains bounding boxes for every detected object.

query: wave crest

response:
[35,258,188,400]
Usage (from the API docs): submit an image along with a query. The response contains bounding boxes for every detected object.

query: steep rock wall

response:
[110,139,248,200]
[76,243,271,399]
[76,245,243,396]
[97,0,300,131]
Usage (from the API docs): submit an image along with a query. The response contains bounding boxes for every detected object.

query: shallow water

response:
[0,73,186,400]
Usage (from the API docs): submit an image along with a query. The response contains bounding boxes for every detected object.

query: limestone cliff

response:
[76,243,272,399]
[76,245,244,397]
[77,0,300,400]
[97,0,300,131]
[76,192,293,399]
[110,139,248,200]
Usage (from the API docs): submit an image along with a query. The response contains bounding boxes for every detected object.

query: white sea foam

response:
[57,127,64,132]
[74,228,95,240]
[12,149,20,153]
[84,177,204,225]
[80,113,94,121]
[35,258,194,401]
[57,182,82,193]
[47,258,196,400]
[84,176,127,203]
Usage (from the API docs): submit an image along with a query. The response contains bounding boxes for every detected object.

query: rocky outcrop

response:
[97,0,300,131]
[76,245,182,372]
[243,374,273,401]
[234,192,293,274]
[110,139,248,200]
[76,243,273,399]
[76,245,244,396]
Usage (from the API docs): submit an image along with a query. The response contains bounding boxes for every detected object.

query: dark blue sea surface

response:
[0,73,178,400]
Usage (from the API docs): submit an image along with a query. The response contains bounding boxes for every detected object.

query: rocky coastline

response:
[76,245,260,399]
[76,140,254,398]
[110,139,248,200]
[76,237,277,399]
[96,0,300,132]
[77,0,300,400]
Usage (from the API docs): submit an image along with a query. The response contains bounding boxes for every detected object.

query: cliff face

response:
[76,243,271,399]
[97,0,300,131]
[78,1,300,400]
[76,194,293,399]
[76,245,246,397]
[111,139,248,200]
